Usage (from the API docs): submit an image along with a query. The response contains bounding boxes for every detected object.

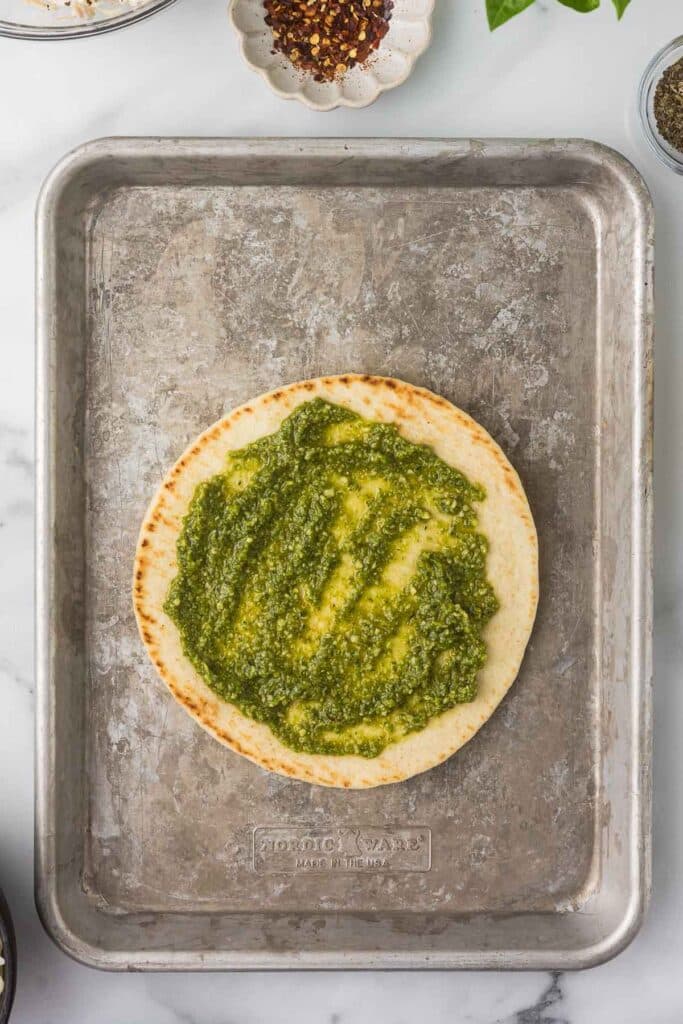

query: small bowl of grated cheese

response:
[0,0,177,38]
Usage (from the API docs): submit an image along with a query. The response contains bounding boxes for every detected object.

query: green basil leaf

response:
[486,0,536,30]
[556,0,600,10]
[612,0,631,16]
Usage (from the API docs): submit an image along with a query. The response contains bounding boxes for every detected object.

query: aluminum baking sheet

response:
[35,138,653,970]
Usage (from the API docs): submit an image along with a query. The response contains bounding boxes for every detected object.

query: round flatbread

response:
[133,375,538,788]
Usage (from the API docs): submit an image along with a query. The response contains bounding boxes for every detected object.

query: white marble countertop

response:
[0,0,680,1020]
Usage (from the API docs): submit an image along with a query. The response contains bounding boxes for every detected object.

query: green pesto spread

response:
[165,398,498,758]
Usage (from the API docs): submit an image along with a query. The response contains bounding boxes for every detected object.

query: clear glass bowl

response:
[0,0,177,39]
[638,35,683,175]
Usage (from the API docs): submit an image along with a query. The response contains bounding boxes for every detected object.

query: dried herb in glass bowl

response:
[264,0,394,82]
[654,57,683,154]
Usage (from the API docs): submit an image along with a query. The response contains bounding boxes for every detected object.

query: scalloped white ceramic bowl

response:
[229,0,434,111]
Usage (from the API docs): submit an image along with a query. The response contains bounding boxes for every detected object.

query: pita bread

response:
[133,375,538,788]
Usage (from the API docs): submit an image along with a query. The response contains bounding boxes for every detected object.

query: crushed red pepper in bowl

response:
[264,0,394,83]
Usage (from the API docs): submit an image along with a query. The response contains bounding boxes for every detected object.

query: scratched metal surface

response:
[36,139,653,969]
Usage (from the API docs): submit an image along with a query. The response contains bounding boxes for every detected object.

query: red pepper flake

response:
[264,0,394,83]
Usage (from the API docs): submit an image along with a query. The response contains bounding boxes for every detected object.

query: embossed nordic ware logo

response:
[253,826,431,873]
